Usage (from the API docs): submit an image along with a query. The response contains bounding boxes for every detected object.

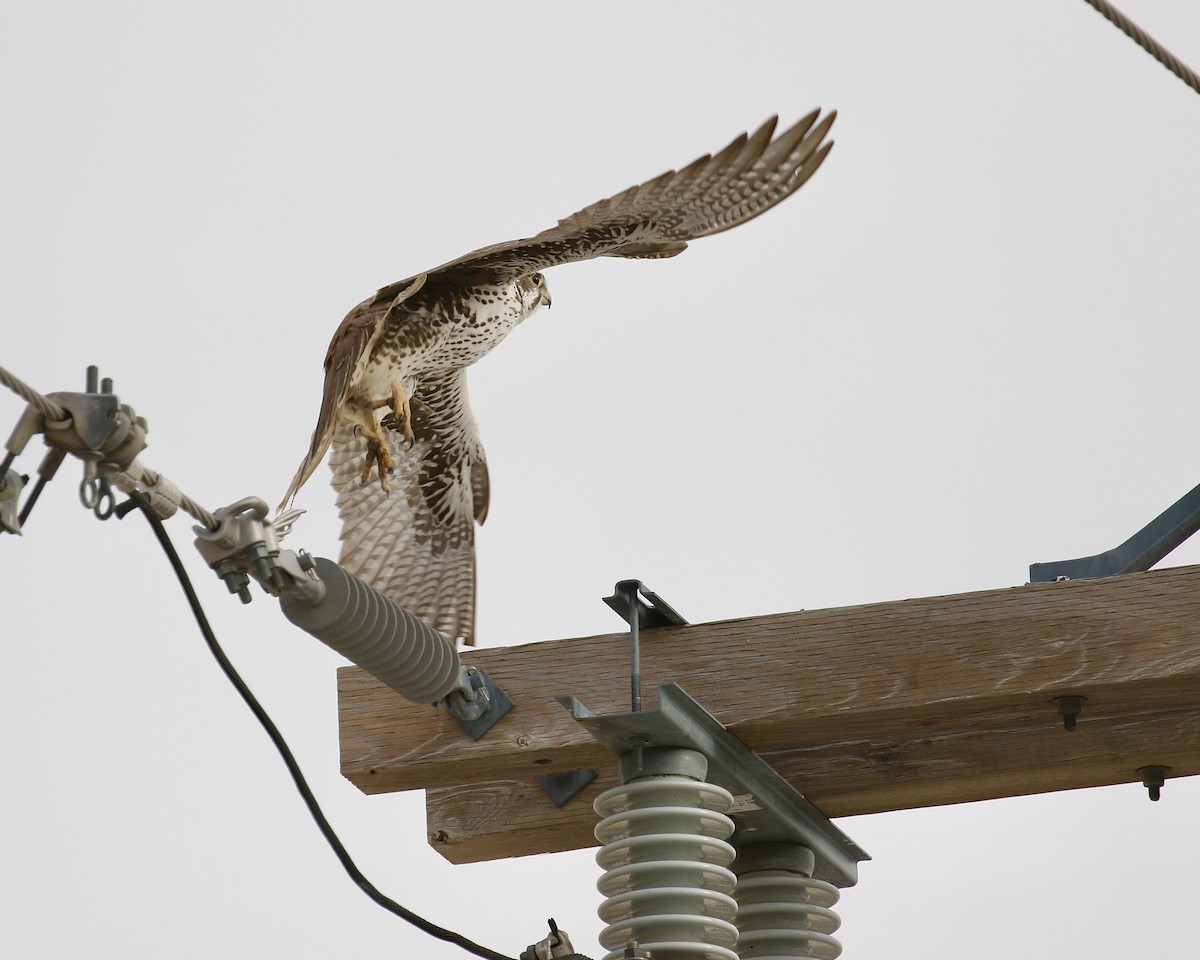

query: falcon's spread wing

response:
[285,110,837,647]
[374,110,835,296]
[330,368,487,647]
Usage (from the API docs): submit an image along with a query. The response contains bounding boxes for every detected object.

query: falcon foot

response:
[378,384,415,448]
[362,436,394,493]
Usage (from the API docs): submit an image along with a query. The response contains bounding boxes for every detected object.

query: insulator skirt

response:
[734,872,843,960]
[594,776,739,960]
[279,556,460,703]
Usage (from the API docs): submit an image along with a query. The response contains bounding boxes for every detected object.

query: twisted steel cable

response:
[1082,0,1200,97]
[0,364,66,421]
[183,492,217,530]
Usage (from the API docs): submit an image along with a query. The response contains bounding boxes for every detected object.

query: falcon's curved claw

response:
[362,436,394,493]
[378,383,416,448]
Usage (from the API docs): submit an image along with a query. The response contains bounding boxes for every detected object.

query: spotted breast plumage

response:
[281,109,836,646]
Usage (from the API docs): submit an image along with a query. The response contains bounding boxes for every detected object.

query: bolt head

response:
[1138,765,1170,802]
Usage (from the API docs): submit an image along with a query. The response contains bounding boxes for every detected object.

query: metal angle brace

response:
[556,681,870,888]
[1030,479,1200,582]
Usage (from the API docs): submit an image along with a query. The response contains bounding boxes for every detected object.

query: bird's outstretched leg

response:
[358,419,394,493]
[378,381,415,447]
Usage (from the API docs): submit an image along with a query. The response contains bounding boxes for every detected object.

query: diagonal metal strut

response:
[1030,480,1200,582]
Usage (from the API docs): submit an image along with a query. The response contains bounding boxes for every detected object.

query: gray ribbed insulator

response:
[734,856,842,960]
[594,748,739,960]
[279,556,461,703]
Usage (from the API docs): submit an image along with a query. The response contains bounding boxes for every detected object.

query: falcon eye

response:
[531,273,543,285]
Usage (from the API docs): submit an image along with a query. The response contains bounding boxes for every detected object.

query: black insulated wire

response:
[18,478,48,527]
[117,493,517,960]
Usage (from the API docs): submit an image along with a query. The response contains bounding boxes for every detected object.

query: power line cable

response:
[1080,0,1200,96]
[0,365,66,421]
[117,491,518,960]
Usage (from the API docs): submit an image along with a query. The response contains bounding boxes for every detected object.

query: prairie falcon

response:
[281,110,836,645]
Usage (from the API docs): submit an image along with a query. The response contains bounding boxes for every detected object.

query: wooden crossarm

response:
[337,565,1200,862]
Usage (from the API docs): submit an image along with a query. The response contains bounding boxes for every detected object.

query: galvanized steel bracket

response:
[603,580,688,629]
[445,667,513,741]
[556,681,869,888]
[1030,479,1200,582]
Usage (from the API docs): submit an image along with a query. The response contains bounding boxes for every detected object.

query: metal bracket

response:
[1030,480,1200,582]
[193,497,324,602]
[444,668,513,741]
[42,365,148,473]
[535,768,599,807]
[556,682,869,888]
[1,365,147,530]
[603,579,688,629]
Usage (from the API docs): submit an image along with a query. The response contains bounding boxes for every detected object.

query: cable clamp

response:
[194,497,323,604]
[42,390,148,471]
[108,464,183,519]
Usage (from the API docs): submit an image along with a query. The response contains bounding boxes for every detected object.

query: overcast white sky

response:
[3,2,1200,958]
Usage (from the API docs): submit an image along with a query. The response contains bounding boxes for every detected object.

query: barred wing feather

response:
[329,370,487,646]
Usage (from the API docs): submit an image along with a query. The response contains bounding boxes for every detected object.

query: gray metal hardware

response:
[193,497,298,601]
[604,580,687,715]
[603,580,688,629]
[557,682,869,888]
[535,768,599,808]
[448,667,513,739]
[521,919,580,960]
[1030,480,1200,582]
[1055,696,1085,732]
[1139,765,1169,802]
[1,365,153,531]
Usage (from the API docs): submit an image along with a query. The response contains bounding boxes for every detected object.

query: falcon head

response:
[519,272,552,312]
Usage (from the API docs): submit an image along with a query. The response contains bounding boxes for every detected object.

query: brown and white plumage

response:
[281,109,836,646]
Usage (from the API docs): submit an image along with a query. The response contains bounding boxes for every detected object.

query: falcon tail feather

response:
[279,428,334,511]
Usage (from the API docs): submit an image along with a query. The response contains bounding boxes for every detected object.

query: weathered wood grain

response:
[337,565,1200,861]
[426,706,1200,862]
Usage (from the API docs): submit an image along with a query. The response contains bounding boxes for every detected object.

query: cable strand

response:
[119,493,516,960]
[0,364,66,421]
[1081,0,1200,96]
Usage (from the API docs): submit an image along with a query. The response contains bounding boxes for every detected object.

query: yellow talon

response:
[377,382,415,446]
[361,435,394,493]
